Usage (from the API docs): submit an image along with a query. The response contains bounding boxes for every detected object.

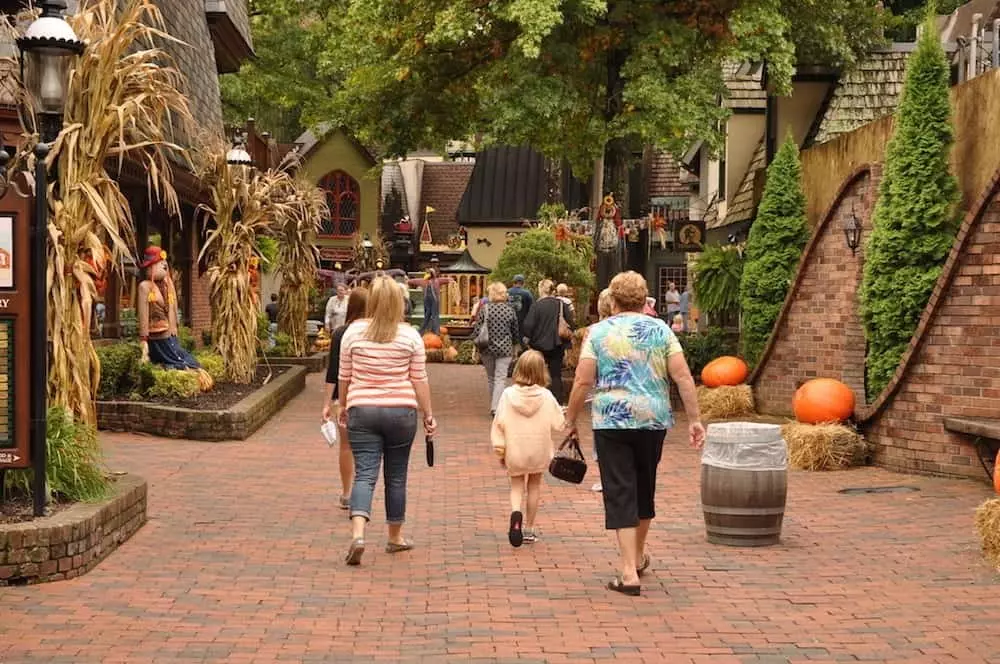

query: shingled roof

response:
[808,50,909,146]
[648,152,689,198]
[710,138,766,230]
[724,61,766,111]
[419,162,475,244]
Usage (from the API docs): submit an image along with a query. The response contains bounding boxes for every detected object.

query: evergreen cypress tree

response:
[739,134,810,367]
[860,17,959,400]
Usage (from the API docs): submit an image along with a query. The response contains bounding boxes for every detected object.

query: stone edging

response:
[97,365,307,441]
[0,474,147,586]
[261,352,327,373]
[859,167,1000,422]
[749,165,875,391]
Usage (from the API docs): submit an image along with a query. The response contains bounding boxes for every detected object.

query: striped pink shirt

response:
[338,321,427,410]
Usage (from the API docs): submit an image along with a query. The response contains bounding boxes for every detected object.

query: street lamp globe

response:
[362,234,374,250]
[17,0,85,140]
[226,135,253,168]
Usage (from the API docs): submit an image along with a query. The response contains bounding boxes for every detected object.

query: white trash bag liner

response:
[701,422,788,471]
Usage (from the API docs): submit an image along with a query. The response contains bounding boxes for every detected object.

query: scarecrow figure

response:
[136,246,204,375]
[593,193,625,290]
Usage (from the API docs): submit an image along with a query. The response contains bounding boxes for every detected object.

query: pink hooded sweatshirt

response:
[491,384,566,476]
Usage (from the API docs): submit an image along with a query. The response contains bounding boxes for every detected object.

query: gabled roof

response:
[938,0,1000,43]
[294,124,378,166]
[808,50,909,146]
[381,162,409,219]
[419,162,475,243]
[724,61,766,111]
[710,138,766,230]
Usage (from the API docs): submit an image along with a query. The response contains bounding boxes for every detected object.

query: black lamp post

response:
[361,233,373,269]
[226,131,253,169]
[17,0,85,517]
[844,207,862,255]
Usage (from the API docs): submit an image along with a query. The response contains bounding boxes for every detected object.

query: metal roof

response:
[441,249,490,274]
[456,145,588,224]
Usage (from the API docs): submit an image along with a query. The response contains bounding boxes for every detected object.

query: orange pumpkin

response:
[701,356,749,388]
[792,378,856,424]
[439,326,449,336]
[422,332,443,350]
[994,451,1000,495]
[444,346,459,362]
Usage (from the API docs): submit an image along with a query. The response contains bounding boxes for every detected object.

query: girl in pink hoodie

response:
[491,350,566,547]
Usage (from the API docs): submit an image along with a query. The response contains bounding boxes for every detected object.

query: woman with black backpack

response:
[472,281,519,416]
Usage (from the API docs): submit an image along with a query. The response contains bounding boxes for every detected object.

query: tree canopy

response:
[223,0,886,176]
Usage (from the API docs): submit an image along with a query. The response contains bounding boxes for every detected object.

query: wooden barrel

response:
[700,422,788,547]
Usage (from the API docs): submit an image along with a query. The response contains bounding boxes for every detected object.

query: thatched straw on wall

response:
[801,68,1000,228]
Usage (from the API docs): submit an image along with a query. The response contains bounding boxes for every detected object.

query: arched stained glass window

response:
[318,170,360,238]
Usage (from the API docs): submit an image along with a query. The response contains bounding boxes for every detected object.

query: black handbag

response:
[548,432,588,484]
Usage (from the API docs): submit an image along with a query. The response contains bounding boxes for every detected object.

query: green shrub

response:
[680,328,738,382]
[146,367,200,400]
[257,311,271,342]
[4,407,109,502]
[178,325,196,352]
[201,329,213,347]
[739,134,809,368]
[266,332,293,357]
[96,342,142,400]
[193,351,226,383]
[693,244,743,317]
[120,307,138,340]
[860,16,959,400]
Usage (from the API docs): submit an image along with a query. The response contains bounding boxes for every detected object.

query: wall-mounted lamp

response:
[843,206,862,255]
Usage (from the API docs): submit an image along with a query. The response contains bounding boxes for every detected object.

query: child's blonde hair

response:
[512,350,550,387]
[672,313,684,326]
[597,288,613,319]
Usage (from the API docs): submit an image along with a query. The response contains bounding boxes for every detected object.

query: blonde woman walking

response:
[338,276,437,565]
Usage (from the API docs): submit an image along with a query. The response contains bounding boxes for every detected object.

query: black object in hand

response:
[426,435,435,467]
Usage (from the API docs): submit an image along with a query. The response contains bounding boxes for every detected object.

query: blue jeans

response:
[347,406,418,524]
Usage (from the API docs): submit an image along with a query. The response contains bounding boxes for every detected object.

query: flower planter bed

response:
[0,473,147,586]
[97,365,306,441]
[261,351,328,373]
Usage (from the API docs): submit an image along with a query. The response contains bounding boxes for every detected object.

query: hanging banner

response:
[674,219,706,252]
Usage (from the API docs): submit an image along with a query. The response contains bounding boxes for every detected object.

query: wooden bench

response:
[943,416,1000,479]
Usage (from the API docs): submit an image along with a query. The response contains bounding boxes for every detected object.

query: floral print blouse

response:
[580,313,683,430]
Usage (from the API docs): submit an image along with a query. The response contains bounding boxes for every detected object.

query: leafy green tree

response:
[739,134,809,367]
[220,0,339,142]
[309,0,883,198]
[491,227,595,321]
[860,17,959,400]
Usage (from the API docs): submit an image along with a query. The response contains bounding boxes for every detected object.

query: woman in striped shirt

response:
[337,276,438,566]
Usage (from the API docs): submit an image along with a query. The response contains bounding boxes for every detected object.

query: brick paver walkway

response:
[2,365,999,663]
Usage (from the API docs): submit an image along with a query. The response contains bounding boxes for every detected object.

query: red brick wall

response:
[189,222,212,343]
[752,167,876,415]
[864,173,1000,479]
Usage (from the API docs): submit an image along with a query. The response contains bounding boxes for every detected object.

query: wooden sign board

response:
[0,209,30,469]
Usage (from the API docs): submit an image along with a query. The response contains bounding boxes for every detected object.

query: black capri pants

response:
[594,429,667,530]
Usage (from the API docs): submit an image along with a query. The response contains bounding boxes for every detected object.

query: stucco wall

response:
[300,131,379,254]
[466,226,524,271]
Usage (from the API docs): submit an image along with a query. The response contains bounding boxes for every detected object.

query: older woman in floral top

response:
[565,271,705,597]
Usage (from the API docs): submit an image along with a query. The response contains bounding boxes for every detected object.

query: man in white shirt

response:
[325,282,349,332]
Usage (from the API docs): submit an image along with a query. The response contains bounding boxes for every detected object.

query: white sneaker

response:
[591,482,603,492]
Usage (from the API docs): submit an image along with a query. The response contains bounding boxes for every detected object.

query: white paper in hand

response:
[321,420,340,447]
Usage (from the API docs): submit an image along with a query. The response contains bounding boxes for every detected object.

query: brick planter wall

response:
[751,166,876,417]
[98,365,307,441]
[862,172,1000,479]
[0,474,147,586]
[263,352,328,373]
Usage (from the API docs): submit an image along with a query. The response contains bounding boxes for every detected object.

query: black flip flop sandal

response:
[508,511,524,547]
[607,577,641,596]
[637,554,651,578]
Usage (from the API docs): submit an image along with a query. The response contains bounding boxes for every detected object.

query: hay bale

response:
[782,422,866,471]
[425,349,445,363]
[976,498,1000,570]
[697,385,755,421]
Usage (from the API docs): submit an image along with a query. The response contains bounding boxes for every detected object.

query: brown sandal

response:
[345,538,365,566]
[637,554,651,577]
[607,577,641,596]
